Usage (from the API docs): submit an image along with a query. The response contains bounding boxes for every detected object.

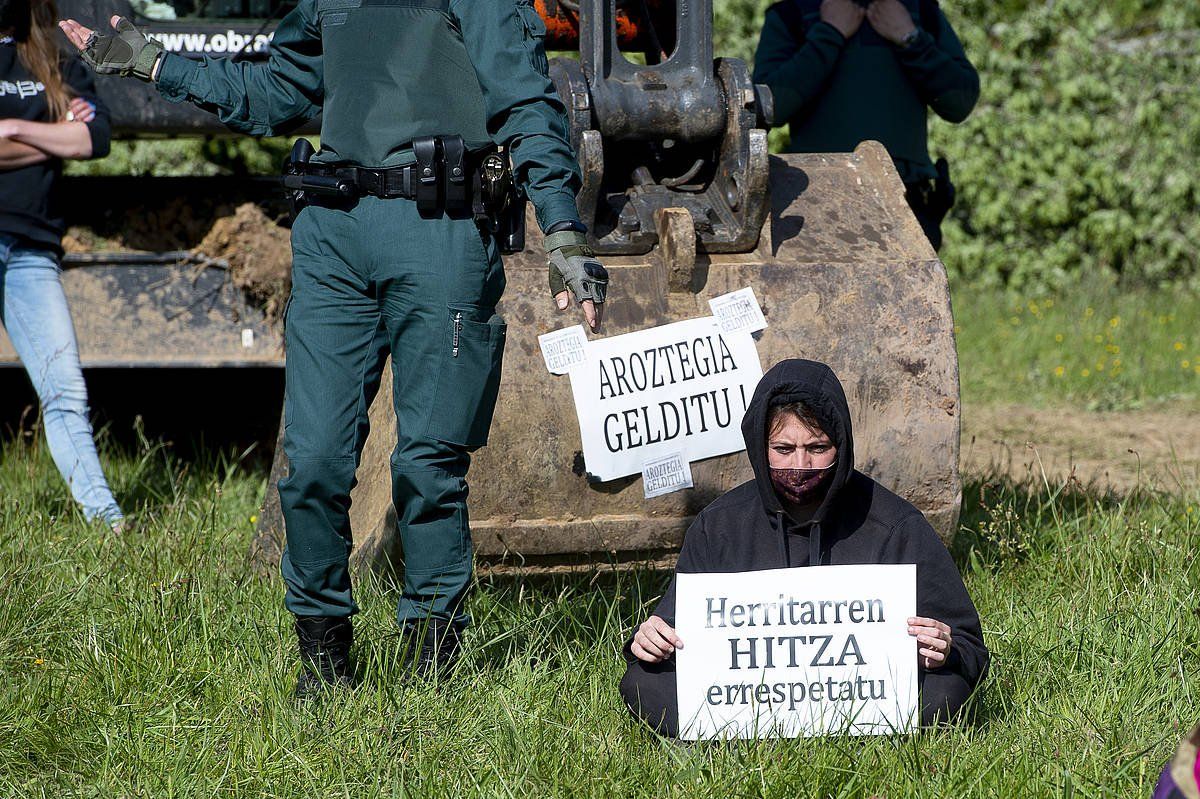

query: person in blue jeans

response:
[1,0,122,528]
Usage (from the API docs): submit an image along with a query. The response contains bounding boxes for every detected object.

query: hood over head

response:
[740,359,855,562]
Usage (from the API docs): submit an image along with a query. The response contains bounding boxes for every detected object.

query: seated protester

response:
[619,359,988,736]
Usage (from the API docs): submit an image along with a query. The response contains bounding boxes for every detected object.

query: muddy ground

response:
[63,200,293,320]
[961,401,1200,495]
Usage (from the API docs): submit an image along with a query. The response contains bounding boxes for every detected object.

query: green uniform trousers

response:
[278,196,506,625]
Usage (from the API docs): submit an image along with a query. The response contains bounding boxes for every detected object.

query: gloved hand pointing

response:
[59,16,164,82]
[545,229,608,333]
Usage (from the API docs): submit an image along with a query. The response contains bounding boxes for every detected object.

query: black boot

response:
[294,616,355,701]
[399,618,462,679]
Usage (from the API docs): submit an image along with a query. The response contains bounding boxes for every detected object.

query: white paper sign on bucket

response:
[538,324,589,375]
[674,565,918,740]
[708,287,767,334]
[641,451,694,499]
[567,316,763,481]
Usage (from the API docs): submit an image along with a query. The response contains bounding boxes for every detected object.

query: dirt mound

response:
[62,196,231,254]
[62,200,293,321]
[195,203,292,320]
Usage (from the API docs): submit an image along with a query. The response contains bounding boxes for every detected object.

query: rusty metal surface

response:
[0,259,284,368]
[254,141,961,572]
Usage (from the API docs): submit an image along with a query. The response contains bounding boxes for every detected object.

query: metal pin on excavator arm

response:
[541,0,774,254]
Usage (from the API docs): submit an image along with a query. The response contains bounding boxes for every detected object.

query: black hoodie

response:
[632,359,989,688]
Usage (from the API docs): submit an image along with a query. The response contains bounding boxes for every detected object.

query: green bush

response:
[932,0,1200,290]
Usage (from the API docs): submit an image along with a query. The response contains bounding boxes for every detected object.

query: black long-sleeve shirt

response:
[752,0,979,183]
[0,42,110,254]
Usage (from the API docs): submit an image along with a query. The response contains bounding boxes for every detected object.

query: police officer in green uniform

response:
[752,0,979,249]
[60,3,608,697]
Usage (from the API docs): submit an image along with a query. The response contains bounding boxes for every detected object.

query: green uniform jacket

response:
[752,0,979,183]
[154,0,582,232]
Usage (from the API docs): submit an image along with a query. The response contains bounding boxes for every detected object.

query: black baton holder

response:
[413,136,442,219]
[441,135,469,217]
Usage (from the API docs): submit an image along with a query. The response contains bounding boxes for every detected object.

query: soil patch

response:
[195,203,292,320]
[62,200,293,321]
[962,401,1200,494]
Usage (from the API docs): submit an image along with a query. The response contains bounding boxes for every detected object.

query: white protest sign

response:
[567,316,763,481]
[708,287,767,334]
[538,325,589,375]
[675,565,918,740]
[641,451,694,499]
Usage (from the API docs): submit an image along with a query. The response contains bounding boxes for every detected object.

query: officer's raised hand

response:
[59,16,164,81]
[546,229,608,333]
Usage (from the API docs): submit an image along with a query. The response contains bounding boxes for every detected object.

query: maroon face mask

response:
[770,462,836,506]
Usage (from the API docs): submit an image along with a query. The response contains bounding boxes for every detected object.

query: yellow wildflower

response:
[1109,316,1120,328]
[1175,342,1185,351]
[1084,307,1095,318]
[33,658,44,666]
[1081,368,1091,377]
[1093,334,1103,344]
[250,515,258,525]
[1054,366,1065,377]
[1055,333,1064,343]
[1113,359,1121,367]
[1184,360,1191,370]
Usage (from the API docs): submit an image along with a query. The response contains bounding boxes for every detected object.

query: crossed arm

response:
[0,98,98,169]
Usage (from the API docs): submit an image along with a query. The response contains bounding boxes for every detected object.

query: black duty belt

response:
[282,135,475,220]
[282,163,421,200]
[281,135,527,253]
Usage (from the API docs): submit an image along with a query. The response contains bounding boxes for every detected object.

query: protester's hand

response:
[819,0,866,39]
[908,616,952,670]
[632,616,684,664]
[546,229,607,333]
[58,16,164,81]
[66,97,96,123]
[866,0,917,45]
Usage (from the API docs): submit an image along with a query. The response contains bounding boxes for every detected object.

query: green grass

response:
[953,280,1200,410]
[0,417,1197,796]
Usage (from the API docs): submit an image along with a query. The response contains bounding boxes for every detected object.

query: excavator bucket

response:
[252,141,961,571]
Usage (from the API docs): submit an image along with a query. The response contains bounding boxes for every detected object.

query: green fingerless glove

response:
[545,230,609,305]
[81,17,163,81]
